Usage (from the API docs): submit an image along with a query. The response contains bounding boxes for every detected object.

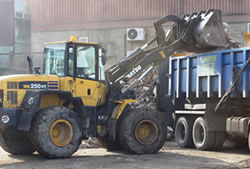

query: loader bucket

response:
[162,9,238,52]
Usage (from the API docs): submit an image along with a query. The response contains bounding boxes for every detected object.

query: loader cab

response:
[43,37,106,82]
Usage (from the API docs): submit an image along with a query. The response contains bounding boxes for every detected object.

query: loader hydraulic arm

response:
[105,9,239,98]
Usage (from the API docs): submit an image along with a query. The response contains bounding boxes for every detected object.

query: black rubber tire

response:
[119,107,167,154]
[192,117,215,150]
[212,132,225,150]
[98,138,122,151]
[0,132,35,155]
[248,131,250,151]
[31,106,82,158]
[98,106,131,151]
[175,116,194,148]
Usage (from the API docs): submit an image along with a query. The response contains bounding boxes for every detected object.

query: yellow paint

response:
[200,55,216,63]
[135,120,158,145]
[23,85,30,88]
[159,50,167,59]
[97,125,102,135]
[40,94,60,109]
[113,99,138,119]
[0,75,59,108]
[49,119,73,147]
[71,36,77,42]
[59,77,107,107]
[243,32,250,47]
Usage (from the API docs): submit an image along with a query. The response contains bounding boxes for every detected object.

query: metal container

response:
[169,47,250,99]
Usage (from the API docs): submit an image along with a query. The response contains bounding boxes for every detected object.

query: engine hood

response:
[0,74,60,90]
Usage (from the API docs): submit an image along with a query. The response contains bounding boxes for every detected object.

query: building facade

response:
[0,0,31,74]
[30,0,250,68]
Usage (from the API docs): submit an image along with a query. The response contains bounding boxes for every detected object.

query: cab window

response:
[99,48,105,81]
[76,46,96,80]
[44,44,65,76]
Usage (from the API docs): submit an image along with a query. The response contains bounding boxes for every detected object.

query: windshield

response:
[44,43,66,76]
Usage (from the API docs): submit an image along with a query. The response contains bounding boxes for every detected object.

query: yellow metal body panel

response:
[0,74,107,109]
[0,74,59,108]
[59,77,107,107]
[40,94,60,109]
[113,99,138,119]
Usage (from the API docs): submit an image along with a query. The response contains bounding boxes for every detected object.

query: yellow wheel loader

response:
[0,9,238,158]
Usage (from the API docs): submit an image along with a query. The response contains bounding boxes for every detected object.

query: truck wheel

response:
[119,108,167,154]
[0,132,35,155]
[31,106,82,158]
[175,116,194,148]
[192,117,215,150]
[212,132,225,150]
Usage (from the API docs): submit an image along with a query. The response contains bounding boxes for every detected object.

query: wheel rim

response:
[49,119,73,147]
[135,120,158,145]
[177,123,186,143]
[194,122,205,146]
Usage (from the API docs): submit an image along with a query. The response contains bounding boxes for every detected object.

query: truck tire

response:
[0,132,35,155]
[119,107,167,154]
[212,132,225,150]
[31,106,82,158]
[175,116,194,148]
[192,117,215,150]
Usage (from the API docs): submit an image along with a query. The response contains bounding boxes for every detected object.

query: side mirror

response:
[101,47,107,66]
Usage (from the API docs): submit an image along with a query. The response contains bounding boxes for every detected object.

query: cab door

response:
[73,44,100,107]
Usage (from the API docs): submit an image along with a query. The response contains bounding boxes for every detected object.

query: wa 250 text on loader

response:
[0,9,236,158]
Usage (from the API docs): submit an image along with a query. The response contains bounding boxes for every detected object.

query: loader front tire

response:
[119,108,167,154]
[0,132,35,155]
[31,106,82,158]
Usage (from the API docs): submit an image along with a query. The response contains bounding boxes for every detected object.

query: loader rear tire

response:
[175,116,194,148]
[31,106,82,158]
[0,132,35,155]
[119,107,167,154]
[192,117,215,150]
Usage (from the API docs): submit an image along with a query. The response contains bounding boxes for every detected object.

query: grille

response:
[7,82,18,89]
[7,91,17,105]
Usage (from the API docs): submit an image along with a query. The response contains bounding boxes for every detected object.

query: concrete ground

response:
[0,141,249,169]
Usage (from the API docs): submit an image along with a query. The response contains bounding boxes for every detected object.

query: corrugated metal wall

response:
[183,0,250,15]
[31,0,181,25]
[31,0,250,30]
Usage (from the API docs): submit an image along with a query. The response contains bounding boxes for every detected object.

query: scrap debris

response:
[132,66,158,109]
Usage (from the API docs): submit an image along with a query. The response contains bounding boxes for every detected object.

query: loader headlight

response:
[28,97,34,105]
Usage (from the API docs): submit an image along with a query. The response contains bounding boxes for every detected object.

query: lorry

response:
[0,9,236,158]
[157,26,250,151]
[159,47,250,151]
